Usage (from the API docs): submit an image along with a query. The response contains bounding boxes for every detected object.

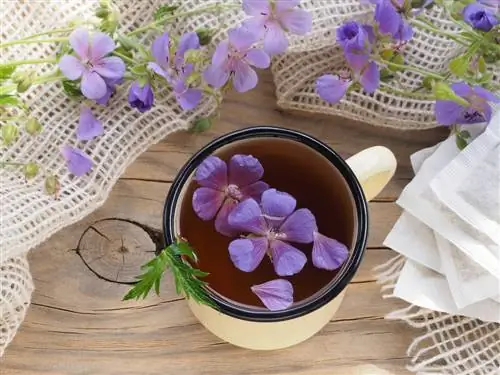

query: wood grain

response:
[1,71,446,374]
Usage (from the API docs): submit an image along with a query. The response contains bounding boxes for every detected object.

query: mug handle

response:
[346,146,397,201]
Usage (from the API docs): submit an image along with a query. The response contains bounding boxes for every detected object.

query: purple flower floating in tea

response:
[192,154,269,236]
[435,82,500,126]
[251,279,293,311]
[241,0,313,55]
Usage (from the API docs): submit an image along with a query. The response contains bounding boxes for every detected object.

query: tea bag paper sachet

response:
[394,260,500,323]
[397,136,500,280]
[435,233,500,309]
[431,113,500,245]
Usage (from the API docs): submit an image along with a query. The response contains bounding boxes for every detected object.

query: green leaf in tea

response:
[123,239,215,308]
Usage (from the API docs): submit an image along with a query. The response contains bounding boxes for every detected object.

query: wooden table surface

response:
[2,71,446,375]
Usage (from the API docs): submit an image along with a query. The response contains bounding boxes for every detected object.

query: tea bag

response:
[397,136,500,279]
[394,259,500,323]
[435,233,500,309]
[431,113,500,245]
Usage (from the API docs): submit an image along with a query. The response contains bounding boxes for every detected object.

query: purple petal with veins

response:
[228,198,267,235]
[251,279,294,311]
[195,156,227,190]
[279,208,316,243]
[228,154,264,187]
[312,232,349,270]
[261,188,296,219]
[270,240,307,276]
[229,237,268,272]
[215,199,239,237]
[192,187,225,221]
[77,105,103,141]
[240,181,269,202]
[60,146,93,176]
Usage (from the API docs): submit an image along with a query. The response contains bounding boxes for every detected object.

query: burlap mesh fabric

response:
[1,0,499,371]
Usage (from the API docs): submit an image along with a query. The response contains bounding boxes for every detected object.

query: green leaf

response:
[459,130,471,139]
[456,133,468,150]
[0,95,20,107]
[477,56,486,74]
[389,54,405,72]
[116,34,143,52]
[433,82,469,107]
[0,65,16,80]
[130,65,148,76]
[380,68,395,82]
[62,80,83,99]
[154,4,180,21]
[449,55,469,77]
[191,117,212,133]
[196,28,213,46]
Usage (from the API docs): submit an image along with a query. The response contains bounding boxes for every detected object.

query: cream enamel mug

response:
[163,126,397,350]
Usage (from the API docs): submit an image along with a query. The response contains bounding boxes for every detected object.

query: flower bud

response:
[13,71,34,93]
[23,162,39,179]
[25,117,42,135]
[44,175,60,196]
[95,8,110,19]
[191,117,212,133]
[2,124,19,145]
[196,28,213,46]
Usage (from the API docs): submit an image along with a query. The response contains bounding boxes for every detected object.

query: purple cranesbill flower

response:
[95,78,120,105]
[336,22,375,70]
[128,81,154,113]
[251,279,293,311]
[228,189,316,276]
[242,0,312,55]
[148,32,202,110]
[463,3,499,32]
[192,154,269,236]
[370,0,413,42]
[77,105,103,141]
[59,28,126,100]
[203,27,270,93]
[435,82,500,126]
[312,231,349,270]
[60,145,93,176]
[478,0,498,13]
[316,62,380,104]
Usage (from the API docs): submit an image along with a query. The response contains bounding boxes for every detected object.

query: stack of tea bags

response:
[384,108,500,323]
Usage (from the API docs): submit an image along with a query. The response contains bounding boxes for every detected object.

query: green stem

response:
[0,71,63,95]
[0,37,68,49]
[411,18,470,46]
[0,161,25,167]
[127,3,240,36]
[14,27,74,41]
[112,51,136,65]
[2,58,57,67]
[373,57,444,80]
[379,85,434,99]
[0,116,26,122]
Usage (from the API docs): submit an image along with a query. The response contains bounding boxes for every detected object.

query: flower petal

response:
[263,21,289,55]
[58,55,85,80]
[215,199,239,236]
[280,208,316,243]
[211,40,230,66]
[242,16,267,39]
[90,32,116,61]
[148,62,169,80]
[232,61,258,93]
[177,32,200,58]
[228,198,267,234]
[245,48,271,69]
[81,71,107,100]
[195,155,227,190]
[261,188,296,218]
[228,27,257,51]
[451,81,473,97]
[275,0,301,13]
[375,0,401,36]
[270,240,307,276]
[228,154,264,187]
[473,86,500,103]
[60,145,93,176]
[312,232,349,270]
[243,0,271,15]
[360,61,380,94]
[203,64,230,89]
[151,32,170,66]
[316,74,350,104]
[178,88,202,111]
[240,181,270,201]
[77,105,104,141]
[251,279,293,311]
[69,28,90,59]
[395,21,413,42]
[229,237,268,272]
[279,8,312,35]
[344,45,370,71]
[434,100,464,126]
[192,187,225,220]
[93,56,126,79]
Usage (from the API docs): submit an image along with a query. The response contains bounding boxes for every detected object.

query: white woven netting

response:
[1,0,499,371]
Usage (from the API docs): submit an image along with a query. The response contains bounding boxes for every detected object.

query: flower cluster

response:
[0,0,311,193]
[192,154,349,311]
[315,0,499,149]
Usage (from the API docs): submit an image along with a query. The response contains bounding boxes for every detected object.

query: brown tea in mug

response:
[178,136,356,308]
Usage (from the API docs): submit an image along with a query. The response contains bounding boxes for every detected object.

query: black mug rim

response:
[163,126,369,322]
